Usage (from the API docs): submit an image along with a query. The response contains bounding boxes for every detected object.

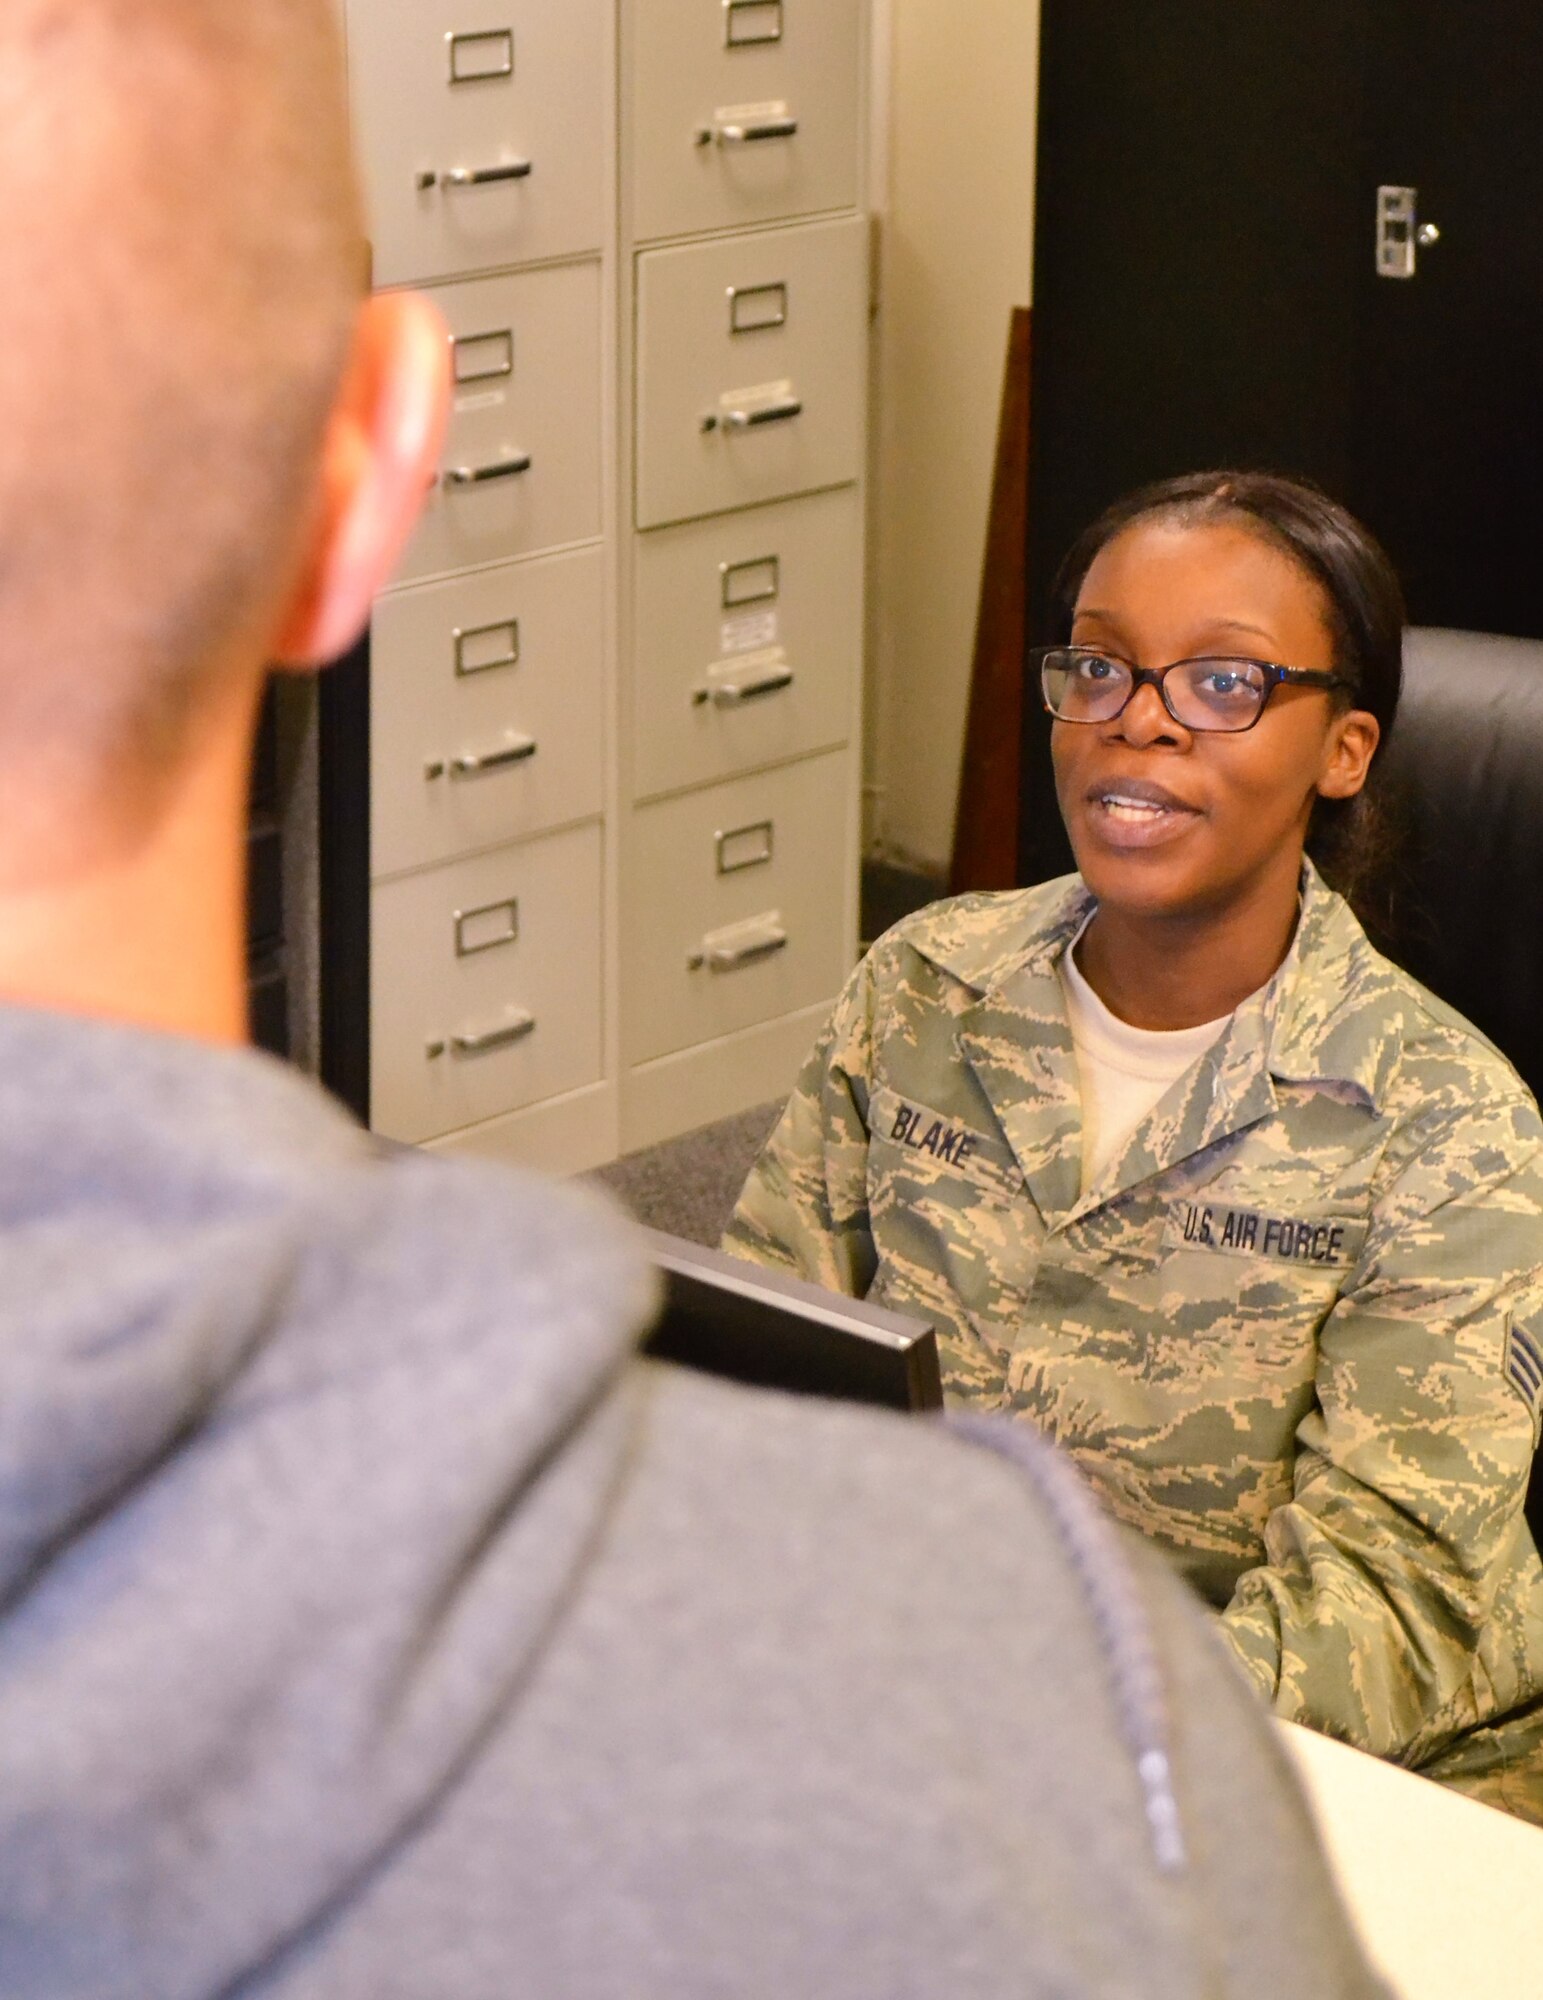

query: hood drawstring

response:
[949,1414,1188,1875]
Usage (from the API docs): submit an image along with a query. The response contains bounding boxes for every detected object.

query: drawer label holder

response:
[729,282,789,335]
[454,618,521,678]
[715,818,775,873]
[447,29,515,85]
[721,554,781,609]
[725,0,784,49]
[454,897,520,958]
[452,329,514,385]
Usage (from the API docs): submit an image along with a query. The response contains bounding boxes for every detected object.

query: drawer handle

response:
[703,396,803,435]
[444,453,532,488]
[696,116,799,147]
[688,921,789,974]
[427,1011,538,1060]
[424,736,538,781]
[709,930,788,973]
[454,1013,536,1055]
[692,666,795,708]
[416,160,534,190]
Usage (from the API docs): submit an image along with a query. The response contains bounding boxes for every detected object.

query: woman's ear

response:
[270,291,450,669]
[1316,707,1382,801]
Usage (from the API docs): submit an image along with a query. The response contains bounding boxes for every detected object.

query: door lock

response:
[1376,186,1442,280]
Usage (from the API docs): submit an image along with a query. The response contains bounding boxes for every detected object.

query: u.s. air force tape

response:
[1163,1201,1365,1270]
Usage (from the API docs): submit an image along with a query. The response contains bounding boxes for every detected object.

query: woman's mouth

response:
[1083,779,1202,847]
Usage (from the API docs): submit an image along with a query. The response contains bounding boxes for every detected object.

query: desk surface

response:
[1278,1721,1543,2000]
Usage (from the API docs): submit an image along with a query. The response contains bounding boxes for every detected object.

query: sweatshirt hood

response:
[0,1005,656,1999]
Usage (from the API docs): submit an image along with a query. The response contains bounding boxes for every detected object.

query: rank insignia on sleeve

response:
[1504,1318,1543,1444]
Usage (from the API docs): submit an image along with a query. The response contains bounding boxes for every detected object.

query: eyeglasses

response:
[1035,646,1350,734]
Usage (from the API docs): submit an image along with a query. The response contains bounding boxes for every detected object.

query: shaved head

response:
[0,0,362,826]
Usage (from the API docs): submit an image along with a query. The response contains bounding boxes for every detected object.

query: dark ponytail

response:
[1048,471,1406,938]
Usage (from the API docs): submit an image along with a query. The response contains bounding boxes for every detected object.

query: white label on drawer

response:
[721,609,779,656]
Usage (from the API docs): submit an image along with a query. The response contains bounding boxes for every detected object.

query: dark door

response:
[1347,4,1543,642]
[1021,1,1543,885]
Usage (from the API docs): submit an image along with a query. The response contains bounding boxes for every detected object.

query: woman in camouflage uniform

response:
[727,472,1543,1820]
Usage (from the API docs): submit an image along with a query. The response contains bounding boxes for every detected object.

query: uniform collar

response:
[922,865,1392,1229]
[1260,861,1405,1113]
[905,873,1095,993]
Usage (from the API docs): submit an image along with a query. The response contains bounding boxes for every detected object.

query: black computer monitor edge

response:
[640,1228,944,1414]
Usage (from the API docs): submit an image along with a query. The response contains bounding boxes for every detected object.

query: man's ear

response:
[271,291,450,668]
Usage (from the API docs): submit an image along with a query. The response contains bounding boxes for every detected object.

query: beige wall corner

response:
[865,0,1040,875]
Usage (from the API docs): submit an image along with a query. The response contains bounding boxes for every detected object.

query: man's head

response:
[0,0,445,870]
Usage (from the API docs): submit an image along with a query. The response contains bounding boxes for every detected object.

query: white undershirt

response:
[1059,941,1232,1192]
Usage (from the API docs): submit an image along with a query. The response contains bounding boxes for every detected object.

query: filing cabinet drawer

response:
[397,261,603,585]
[630,0,863,244]
[371,825,602,1143]
[347,0,606,286]
[372,548,604,877]
[622,751,853,1064]
[635,217,867,530]
[633,487,861,800]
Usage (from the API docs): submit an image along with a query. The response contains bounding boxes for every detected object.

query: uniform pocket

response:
[1153,1196,1360,1386]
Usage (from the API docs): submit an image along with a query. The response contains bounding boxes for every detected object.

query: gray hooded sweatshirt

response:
[0,1007,1385,1998]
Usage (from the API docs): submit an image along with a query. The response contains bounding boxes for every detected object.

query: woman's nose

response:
[1111,680,1185,748]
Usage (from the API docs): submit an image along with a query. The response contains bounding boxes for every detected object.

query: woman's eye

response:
[1075,654,1117,682]
[1191,665,1260,704]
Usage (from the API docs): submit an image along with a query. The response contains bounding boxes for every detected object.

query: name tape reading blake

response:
[888,1100,981,1167]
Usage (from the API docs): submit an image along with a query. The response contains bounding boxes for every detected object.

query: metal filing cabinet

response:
[394,262,604,585]
[329,0,615,1170]
[349,0,606,286]
[370,823,603,1143]
[618,0,870,1151]
[370,547,605,877]
[631,484,862,801]
[623,751,854,1067]
[630,0,864,245]
[633,216,868,531]
[325,2,868,1169]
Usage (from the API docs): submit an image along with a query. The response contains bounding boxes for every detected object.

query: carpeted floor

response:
[585,1099,783,1247]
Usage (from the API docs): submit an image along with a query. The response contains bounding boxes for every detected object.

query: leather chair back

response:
[1377,627,1543,1546]
[1378,628,1543,1106]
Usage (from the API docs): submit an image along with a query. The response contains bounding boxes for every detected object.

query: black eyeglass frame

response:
[1033,645,1353,734]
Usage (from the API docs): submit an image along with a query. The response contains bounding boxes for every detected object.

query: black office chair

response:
[1378,628,1543,1105]
[1377,627,1543,1544]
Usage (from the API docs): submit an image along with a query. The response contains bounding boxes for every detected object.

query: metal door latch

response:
[1376,186,1442,280]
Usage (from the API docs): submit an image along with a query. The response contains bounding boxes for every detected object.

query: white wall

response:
[866,0,1041,875]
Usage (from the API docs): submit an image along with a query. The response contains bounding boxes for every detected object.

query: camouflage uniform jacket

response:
[725,865,1543,1818]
